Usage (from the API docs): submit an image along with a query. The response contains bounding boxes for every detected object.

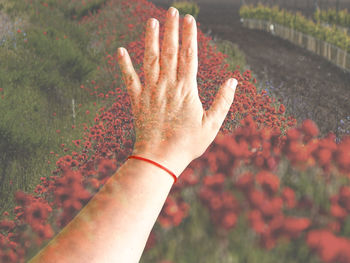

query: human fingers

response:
[143,18,160,88]
[117,47,142,109]
[159,7,179,85]
[204,78,238,133]
[178,14,198,84]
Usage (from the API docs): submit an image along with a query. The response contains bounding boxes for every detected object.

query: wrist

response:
[130,147,191,179]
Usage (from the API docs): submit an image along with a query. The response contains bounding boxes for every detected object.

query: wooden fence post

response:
[72,99,76,126]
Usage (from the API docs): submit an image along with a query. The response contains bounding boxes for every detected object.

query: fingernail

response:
[229,78,237,89]
[185,14,193,24]
[150,19,157,28]
[168,7,177,17]
[119,47,125,57]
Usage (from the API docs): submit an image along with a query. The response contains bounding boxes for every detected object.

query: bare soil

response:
[148,0,350,142]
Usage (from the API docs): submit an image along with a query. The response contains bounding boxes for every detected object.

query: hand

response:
[117,7,238,176]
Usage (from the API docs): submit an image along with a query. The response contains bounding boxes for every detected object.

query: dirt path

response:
[148,0,350,142]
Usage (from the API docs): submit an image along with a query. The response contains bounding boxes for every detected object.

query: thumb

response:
[204,78,238,132]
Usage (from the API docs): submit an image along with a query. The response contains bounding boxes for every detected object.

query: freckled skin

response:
[28,6,237,263]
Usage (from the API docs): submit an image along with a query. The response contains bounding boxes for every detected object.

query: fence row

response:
[242,18,350,73]
[320,22,349,36]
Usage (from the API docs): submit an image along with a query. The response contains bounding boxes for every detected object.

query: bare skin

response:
[126,6,238,172]
[28,6,237,263]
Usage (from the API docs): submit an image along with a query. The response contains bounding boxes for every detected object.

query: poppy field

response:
[0,0,350,262]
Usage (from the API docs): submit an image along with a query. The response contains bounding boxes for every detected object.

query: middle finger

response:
[159,7,179,85]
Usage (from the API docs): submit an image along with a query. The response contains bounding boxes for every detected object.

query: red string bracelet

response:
[127,155,177,184]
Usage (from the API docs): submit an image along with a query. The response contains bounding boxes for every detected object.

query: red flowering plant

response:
[1,0,350,262]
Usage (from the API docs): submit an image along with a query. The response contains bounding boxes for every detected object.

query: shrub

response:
[240,4,350,53]
[314,7,350,28]
[171,0,200,19]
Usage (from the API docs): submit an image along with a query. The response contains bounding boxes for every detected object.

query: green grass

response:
[212,38,247,73]
[0,0,113,217]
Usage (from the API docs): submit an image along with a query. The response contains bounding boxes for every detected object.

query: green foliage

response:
[0,44,50,148]
[61,0,109,21]
[0,0,109,215]
[211,38,246,73]
[314,7,350,28]
[25,27,95,89]
[171,0,200,19]
[240,4,350,53]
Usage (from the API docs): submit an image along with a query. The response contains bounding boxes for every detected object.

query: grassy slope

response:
[0,0,114,217]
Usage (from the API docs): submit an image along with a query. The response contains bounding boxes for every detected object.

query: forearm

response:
[28,156,189,263]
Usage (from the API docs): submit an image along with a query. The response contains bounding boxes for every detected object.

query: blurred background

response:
[149,0,350,143]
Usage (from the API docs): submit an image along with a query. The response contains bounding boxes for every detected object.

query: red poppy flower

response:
[54,186,72,206]
[335,146,350,172]
[256,171,280,194]
[14,191,31,206]
[330,203,347,220]
[221,191,239,211]
[2,211,9,216]
[248,210,266,234]
[203,173,225,190]
[158,216,172,229]
[181,168,199,186]
[234,171,254,191]
[23,201,52,230]
[198,186,216,202]
[315,234,340,262]
[286,128,301,141]
[301,119,319,137]
[221,211,237,229]
[260,197,283,217]
[33,223,54,240]
[165,198,179,216]
[283,217,311,237]
[62,199,83,213]
[248,189,266,208]
[281,187,296,209]
[209,196,223,211]
[0,220,16,232]
[0,249,18,263]
[261,233,276,250]
[268,213,285,233]
[278,104,286,114]
[316,148,333,166]
[98,158,117,180]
